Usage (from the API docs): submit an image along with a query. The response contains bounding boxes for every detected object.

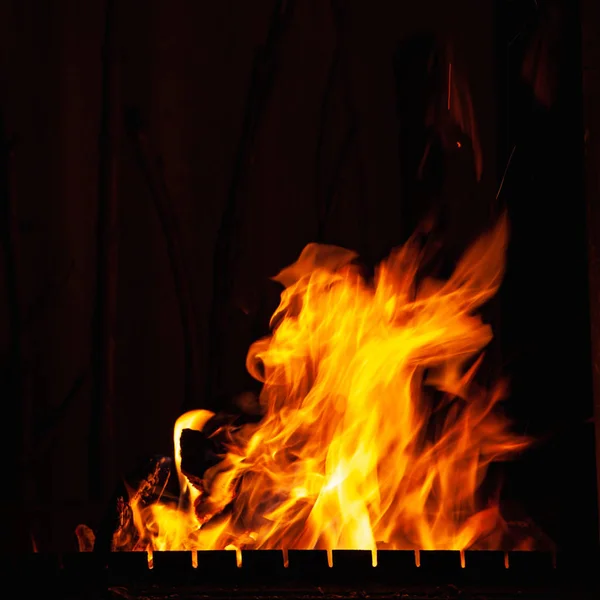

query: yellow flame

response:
[114,214,529,554]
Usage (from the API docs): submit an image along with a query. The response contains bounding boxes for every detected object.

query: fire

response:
[113,214,530,554]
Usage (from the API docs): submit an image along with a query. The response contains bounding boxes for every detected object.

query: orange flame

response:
[114,214,530,554]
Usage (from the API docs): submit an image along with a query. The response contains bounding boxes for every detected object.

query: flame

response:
[75,524,96,552]
[114,214,530,553]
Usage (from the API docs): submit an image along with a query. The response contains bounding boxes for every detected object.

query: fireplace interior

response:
[1,0,599,598]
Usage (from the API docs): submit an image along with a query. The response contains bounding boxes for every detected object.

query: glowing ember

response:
[113,214,530,554]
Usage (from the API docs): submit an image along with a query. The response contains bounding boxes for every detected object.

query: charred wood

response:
[96,455,175,554]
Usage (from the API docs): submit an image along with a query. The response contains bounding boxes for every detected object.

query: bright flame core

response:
[114,215,530,553]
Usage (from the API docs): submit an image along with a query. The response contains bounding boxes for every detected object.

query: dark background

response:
[1,0,597,554]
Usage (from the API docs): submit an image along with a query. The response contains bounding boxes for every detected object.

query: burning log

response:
[95,456,174,553]
[179,412,256,488]
[179,428,223,491]
[179,411,267,529]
